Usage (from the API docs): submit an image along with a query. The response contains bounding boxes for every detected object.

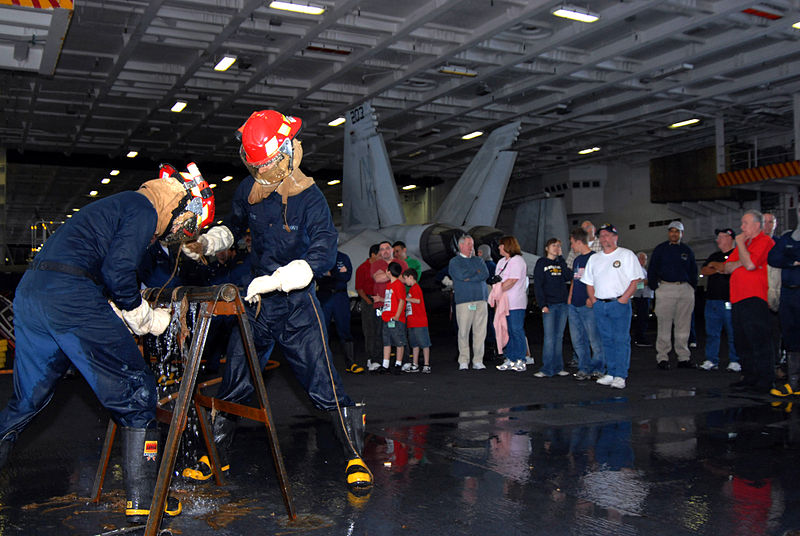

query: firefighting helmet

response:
[237,110,302,185]
[158,162,215,244]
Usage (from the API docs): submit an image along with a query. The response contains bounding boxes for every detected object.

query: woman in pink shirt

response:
[494,236,529,372]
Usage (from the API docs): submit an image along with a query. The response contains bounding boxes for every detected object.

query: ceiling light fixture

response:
[222,175,233,182]
[793,20,800,29]
[439,65,478,77]
[110,170,120,176]
[551,5,600,23]
[578,146,600,155]
[89,190,98,196]
[214,55,237,71]
[210,183,217,188]
[336,202,343,207]
[668,118,700,129]
[402,184,417,191]
[171,101,187,113]
[408,150,425,158]
[327,179,341,185]
[327,117,346,127]
[462,131,483,140]
[101,178,111,184]
[72,208,80,212]
[126,151,138,158]
[269,1,325,15]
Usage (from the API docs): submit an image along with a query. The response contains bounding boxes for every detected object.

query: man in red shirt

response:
[711,210,775,391]
[356,244,381,370]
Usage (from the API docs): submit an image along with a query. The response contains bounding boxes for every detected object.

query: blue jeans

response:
[504,309,526,361]
[541,303,568,376]
[568,304,604,374]
[593,300,632,378]
[704,299,738,365]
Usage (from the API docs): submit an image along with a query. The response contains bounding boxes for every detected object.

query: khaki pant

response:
[655,283,695,362]
[455,301,488,366]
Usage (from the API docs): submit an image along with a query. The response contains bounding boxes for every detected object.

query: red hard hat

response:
[237,110,302,167]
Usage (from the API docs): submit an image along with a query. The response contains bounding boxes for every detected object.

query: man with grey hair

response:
[708,209,775,391]
[449,235,490,370]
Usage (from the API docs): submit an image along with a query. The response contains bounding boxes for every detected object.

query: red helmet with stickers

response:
[158,162,215,244]
[237,110,302,167]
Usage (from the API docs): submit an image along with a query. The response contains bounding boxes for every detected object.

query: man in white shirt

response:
[581,224,642,389]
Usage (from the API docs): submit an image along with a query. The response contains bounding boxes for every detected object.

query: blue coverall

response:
[0,192,160,444]
[317,251,353,343]
[216,177,353,411]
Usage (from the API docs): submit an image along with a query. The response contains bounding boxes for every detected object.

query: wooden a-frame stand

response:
[90,284,296,535]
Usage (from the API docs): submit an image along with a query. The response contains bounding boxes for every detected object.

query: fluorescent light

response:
[578,146,600,155]
[110,169,120,176]
[269,1,325,15]
[214,55,237,71]
[101,178,111,184]
[408,150,425,158]
[327,117,346,127]
[668,118,700,129]
[222,175,233,182]
[66,214,72,218]
[217,220,223,224]
[551,5,599,23]
[171,101,187,113]
[126,151,138,158]
[327,179,341,185]
[89,190,98,196]
[402,184,417,190]
[462,131,483,140]
[793,20,800,29]
[336,202,343,207]
[439,65,478,77]
[209,183,217,188]
[72,208,80,212]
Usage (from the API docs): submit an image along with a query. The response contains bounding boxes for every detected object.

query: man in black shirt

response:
[698,228,740,372]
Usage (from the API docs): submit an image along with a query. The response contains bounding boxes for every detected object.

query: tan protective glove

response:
[182,225,234,261]
[245,274,281,304]
[273,259,314,292]
[116,299,171,336]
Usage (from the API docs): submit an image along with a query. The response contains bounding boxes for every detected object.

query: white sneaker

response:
[512,361,527,372]
[525,356,535,365]
[533,371,547,378]
[596,374,614,386]
[726,362,742,372]
[699,360,718,371]
[689,342,698,348]
[496,359,513,371]
[610,377,626,389]
[401,362,412,372]
[367,360,381,372]
[556,370,570,376]
[473,362,486,370]
[458,363,469,371]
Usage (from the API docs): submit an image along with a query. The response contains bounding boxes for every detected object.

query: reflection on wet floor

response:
[3,392,800,535]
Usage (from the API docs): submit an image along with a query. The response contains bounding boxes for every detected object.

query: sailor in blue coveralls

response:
[318,250,364,374]
[181,110,372,494]
[0,164,219,522]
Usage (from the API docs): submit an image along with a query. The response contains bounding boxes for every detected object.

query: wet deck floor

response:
[1,326,799,535]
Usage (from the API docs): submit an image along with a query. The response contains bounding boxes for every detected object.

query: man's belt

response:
[659,280,687,285]
[31,261,100,285]
[784,284,800,290]
[597,296,621,302]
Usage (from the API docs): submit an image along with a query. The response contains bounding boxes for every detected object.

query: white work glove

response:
[441,275,453,288]
[273,259,314,292]
[118,299,172,336]
[245,274,281,304]
[182,225,234,261]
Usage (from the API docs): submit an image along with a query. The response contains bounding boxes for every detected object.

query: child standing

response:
[401,268,432,373]
[381,262,407,374]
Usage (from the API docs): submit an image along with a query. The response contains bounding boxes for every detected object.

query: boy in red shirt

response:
[381,262,407,374]
[401,269,432,373]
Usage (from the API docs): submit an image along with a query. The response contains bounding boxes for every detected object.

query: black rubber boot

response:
[122,427,182,523]
[344,341,364,374]
[331,403,372,493]
[182,412,236,482]
[0,435,14,470]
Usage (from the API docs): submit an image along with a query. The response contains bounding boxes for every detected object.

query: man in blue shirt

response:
[648,221,697,370]
[448,235,490,370]
[567,227,604,380]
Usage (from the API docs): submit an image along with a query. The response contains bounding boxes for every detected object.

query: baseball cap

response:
[714,228,734,237]
[597,223,618,235]
[668,220,684,231]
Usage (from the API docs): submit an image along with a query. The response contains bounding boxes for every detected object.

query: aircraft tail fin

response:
[434,121,521,228]
[342,102,405,233]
